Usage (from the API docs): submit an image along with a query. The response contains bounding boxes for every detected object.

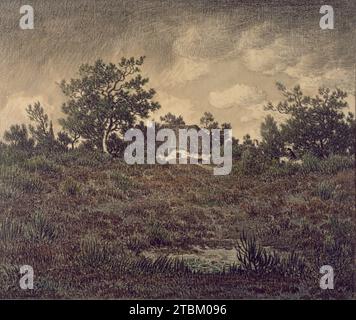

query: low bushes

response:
[78,235,112,267]
[60,177,81,196]
[232,232,307,278]
[24,156,61,175]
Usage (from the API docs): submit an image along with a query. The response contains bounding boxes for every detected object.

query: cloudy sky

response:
[0,0,355,139]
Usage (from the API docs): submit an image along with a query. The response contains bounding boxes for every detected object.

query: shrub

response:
[0,165,44,194]
[239,149,265,175]
[313,181,335,200]
[300,153,321,173]
[241,199,270,216]
[320,155,354,174]
[78,236,111,267]
[109,172,132,191]
[148,222,172,246]
[0,218,24,242]
[234,232,306,277]
[0,147,30,166]
[315,217,354,290]
[27,212,57,242]
[60,177,80,196]
[24,156,61,175]
[265,161,300,177]
[11,173,45,194]
[75,151,112,167]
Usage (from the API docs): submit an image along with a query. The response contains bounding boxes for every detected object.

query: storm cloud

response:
[0,0,354,138]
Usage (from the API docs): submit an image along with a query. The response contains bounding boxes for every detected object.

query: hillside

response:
[0,150,354,299]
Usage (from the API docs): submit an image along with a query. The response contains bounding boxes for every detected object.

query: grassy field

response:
[0,149,354,299]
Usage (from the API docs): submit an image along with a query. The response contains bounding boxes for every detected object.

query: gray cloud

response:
[0,0,354,139]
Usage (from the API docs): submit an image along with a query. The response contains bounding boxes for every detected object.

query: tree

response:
[58,117,80,150]
[57,131,72,151]
[160,112,185,127]
[3,124,34,151]
[266,83,354,158]
[26,102,56,150]
[242,134,255,147]
[59,57,160,153]
[260,115,284,160]
[346,112,356,155]
[200,112,219,130]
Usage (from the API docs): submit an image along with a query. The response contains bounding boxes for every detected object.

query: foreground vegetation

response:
[0,58,354,299]
[0,148,354,299]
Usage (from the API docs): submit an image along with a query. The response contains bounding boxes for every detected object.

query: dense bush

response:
[300,153,321,174]
[320,154,354,174]
[0,147,31,166]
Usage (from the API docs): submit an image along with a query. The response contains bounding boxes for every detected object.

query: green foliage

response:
[301,154,354,175]
[50,149,111,167]
[0,147,30,166]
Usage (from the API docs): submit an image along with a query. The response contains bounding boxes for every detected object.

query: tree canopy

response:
[59,57,160,153]
[265,83,354,158]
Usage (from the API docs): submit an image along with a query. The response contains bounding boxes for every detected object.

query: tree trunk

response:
[102,130,109,154]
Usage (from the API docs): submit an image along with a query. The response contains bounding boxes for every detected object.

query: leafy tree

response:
[58,117,80,150]
[3,124,34,150]
[59,57,160,153]
[107,134,126,157]
[260,115,284,160]
[266,83,354,158]
[160,112,185,127]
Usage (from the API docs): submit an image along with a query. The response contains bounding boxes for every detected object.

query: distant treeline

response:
[1,58,355,162]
